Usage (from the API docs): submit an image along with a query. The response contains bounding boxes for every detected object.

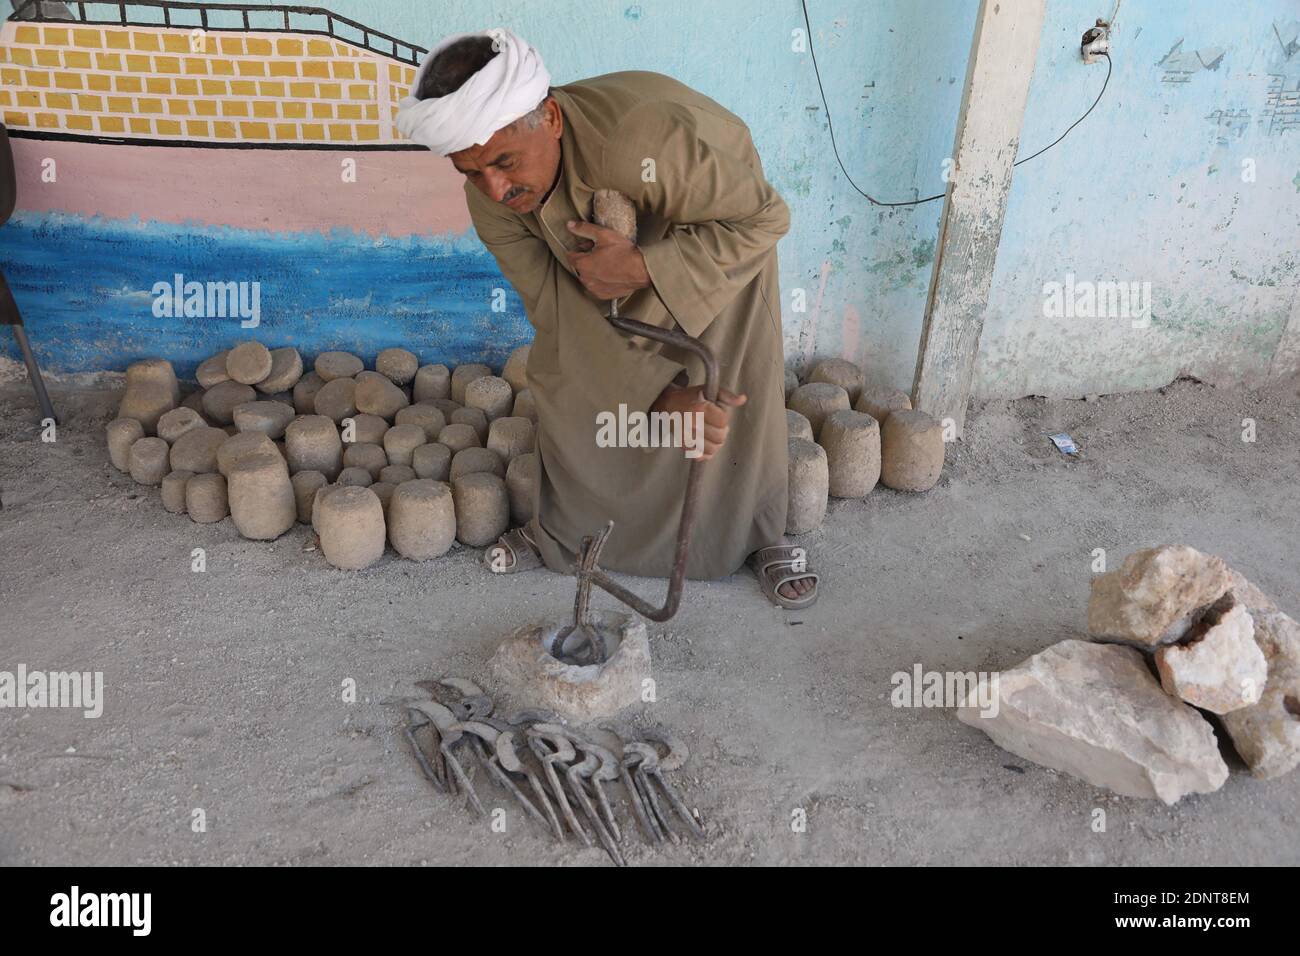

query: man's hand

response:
[565,220,651,300]
[652,384,747,462]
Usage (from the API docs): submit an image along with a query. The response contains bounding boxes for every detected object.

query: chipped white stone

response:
[1155,598,1267,714]
[1087,545,1231,648]
[958,639,1228,805]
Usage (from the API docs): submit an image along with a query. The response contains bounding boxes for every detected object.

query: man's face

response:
[450,97,563,215]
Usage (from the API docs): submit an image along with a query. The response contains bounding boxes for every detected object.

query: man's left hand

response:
[565,220,651,300]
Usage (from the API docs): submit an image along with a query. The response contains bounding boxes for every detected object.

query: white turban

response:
[396,28,551,155]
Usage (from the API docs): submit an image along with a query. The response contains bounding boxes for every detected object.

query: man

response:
[397,29,817,607]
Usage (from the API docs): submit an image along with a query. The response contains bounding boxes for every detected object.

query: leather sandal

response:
[747,545,819,610]
[485,527,544,574]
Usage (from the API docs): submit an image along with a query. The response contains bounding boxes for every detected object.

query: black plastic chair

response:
[0,122,57,424]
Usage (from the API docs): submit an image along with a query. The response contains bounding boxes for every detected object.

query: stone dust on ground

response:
[1,374,1297,866]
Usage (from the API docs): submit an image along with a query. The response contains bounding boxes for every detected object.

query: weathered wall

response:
[981,0,1300,397]
[274,0,1300,396]
[1,0,1296,397]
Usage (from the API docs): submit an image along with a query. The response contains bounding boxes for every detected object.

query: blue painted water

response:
[0,211,533,378]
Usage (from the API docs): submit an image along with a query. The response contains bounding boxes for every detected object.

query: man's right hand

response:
[651,384,747,461]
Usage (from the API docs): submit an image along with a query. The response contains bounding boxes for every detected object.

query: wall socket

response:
[1081,19,1111,64]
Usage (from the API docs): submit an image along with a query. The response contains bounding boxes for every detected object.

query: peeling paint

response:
[1273,19,1299,59]
[911,238,936,269]
[1157,39,1226,82]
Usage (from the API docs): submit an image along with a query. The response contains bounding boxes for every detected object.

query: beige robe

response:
[464,70,789,580]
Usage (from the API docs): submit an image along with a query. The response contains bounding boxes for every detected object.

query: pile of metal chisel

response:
[403,677,705,865]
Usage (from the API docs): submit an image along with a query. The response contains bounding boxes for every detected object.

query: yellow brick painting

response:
[0,19,420,145]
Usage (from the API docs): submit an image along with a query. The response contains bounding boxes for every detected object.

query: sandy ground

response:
[1,373,1297,867]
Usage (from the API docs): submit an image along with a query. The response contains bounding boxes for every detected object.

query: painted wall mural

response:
[0,0,1297,398]
[0,0,528,377]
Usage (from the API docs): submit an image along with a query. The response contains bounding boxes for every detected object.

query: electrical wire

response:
[800,0,1113,207]
[1014,52,1111,166]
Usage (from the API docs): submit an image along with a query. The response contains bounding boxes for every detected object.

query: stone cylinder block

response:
[809,358,864,404]
[216,431,277,477]
[355,374,409,419]
[233,400,294,440]
[128,436,170,485]
[379,464,416,485]
[202,380,257,426]
[880,409,944,492]
[106,418,144,471]
[376,347,418,386]
[450,363,490,404]
[228,453,295,540]
[394,404,446,443]
[311,483,336,533]
[117,383,175,435]
[343,442,387,480]
[450,406,489,443]
[256,347,304,394]
[505,452,537,526]
[388,479,456,560]
[343,413,389,446]
[157,406,205,444]
[787,382,850,440]
[512,388,538,423]
[786,409,813,443]
[438,423,480,454]
[226,340,272,385]
[126,358,180,404]
[186,473,229,523]
[382,423,426,468]
[169,425,227,474]
[318,485,386,570]
[412,442,452,481]
[313,377,357,423]
[291,470,327,523]
[786,437,828,535]
[856,385,912,425]
[429,398,461,418]
[314,351,363,382]
[820,409,881,498]
[293,371,325,415]
[196,351,231,388]
[285,415,342,480]
[370,481,396,517]
[452,472,509,547]
[337,466,374,487]
[161,470,193,514]
[450,446,506,481]
[413,364,451,402]
[180,389,207,417]
[487,416,535,464]
[465,375,514,422]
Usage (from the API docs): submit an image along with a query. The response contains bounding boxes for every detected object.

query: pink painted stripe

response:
[9,138,471,237]
[840,303,860,366]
